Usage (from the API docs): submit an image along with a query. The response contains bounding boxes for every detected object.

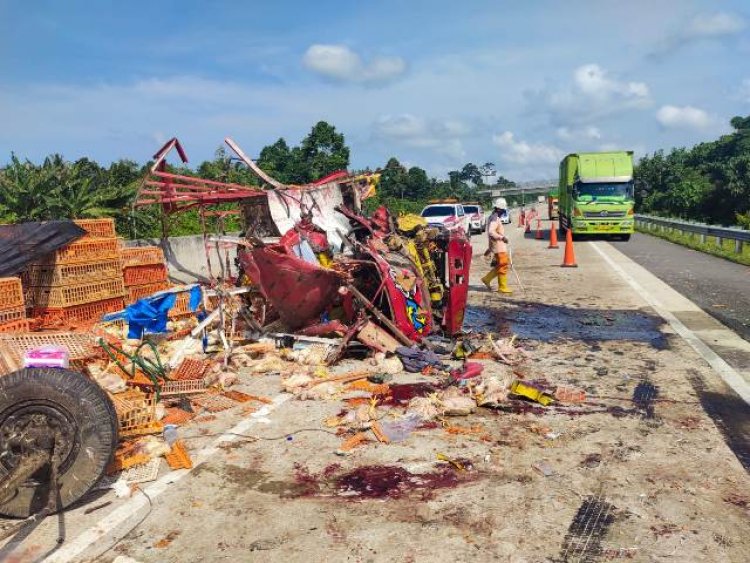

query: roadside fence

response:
[635,214,750,254]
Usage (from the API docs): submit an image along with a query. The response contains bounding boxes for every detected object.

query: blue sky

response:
[1,0,749,180]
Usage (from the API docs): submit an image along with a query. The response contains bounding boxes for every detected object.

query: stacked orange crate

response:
[121,247,195,318]
[121,246,169,304]
[24,219,126,327]
[0,277,29,332]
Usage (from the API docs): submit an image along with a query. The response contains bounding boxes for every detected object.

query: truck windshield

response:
[575,182,633,201]
[463,205,479,214]
[421,206,455,217]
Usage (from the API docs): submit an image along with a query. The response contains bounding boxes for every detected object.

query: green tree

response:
[635,114,750,226]
[299,121,350,182]
[378,157,409,199]
[405,166,431,200]
[257,138,296,183]
[459,163,482,185]
[0,154,57,222]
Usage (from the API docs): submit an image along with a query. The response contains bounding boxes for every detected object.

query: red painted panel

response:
[443,234,472,336]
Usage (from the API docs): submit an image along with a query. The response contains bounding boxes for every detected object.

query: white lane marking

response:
[590,241,750,405]
[45,393,291,563]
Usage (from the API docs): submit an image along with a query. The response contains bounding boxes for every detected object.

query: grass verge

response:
[636,224,750,266]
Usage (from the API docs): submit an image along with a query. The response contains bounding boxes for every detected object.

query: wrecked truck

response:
[138,136,473,344]
[236,205,472,343]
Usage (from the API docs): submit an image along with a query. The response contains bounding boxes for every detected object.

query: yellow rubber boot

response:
[498,274,513,294]
[481,270,498,290]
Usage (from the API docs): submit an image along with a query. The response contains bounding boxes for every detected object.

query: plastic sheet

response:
[0,220,85,277]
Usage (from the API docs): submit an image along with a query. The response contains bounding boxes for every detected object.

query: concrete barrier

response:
[123,235,238,283]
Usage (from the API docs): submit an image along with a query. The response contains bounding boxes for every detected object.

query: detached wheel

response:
[0,368,118,518]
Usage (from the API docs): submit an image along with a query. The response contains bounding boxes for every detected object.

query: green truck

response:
[558,151,635,240]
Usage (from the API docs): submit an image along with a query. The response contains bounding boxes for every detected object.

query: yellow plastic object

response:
[510,380,555,406]
[436,452,466,471]
[396,214,427,233]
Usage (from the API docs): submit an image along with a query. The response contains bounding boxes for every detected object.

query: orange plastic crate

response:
[111,389,162,438]
[0,277,24,309]
[0,319,31,333]
[165,441,193,470]
[123,264,168,286]
[121,246,165,268]
[25,277,125,308]
[0,306,25,324]
[169,292,193,318]
[161,379,206,396]
[33,297,125,327]
[161,407,194,425]
[22,259,123,287]
[126,282,170,304]
[42,238,121,264]
[0,332,100,364]
[73,218,116,239]
[171,358,208,381]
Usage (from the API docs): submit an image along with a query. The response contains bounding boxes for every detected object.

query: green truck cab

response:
[558,151,635,240]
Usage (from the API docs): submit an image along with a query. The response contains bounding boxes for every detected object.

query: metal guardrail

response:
[635,214,750,253]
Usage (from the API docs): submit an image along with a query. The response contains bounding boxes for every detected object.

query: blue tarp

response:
[104,286,202,339]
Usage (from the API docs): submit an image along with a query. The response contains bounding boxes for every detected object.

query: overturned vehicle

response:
[139,136,473,351]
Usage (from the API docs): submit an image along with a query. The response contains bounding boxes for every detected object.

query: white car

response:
[420,203,471,237]
[500,209,511,224]
[462,204,486,233]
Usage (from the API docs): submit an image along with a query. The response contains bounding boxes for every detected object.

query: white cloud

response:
[492,131,563,165]
[556,126,602,141]
[373,114,469,159]
[526,64,651,126]
[302,44,406,85]
[685,12,745,38]
[652,12,746,55]
[655,105,714,129]
[573,64,650,101]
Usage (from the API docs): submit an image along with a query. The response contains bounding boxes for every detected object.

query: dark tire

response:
[0,368,118,518]
[619,234,631,241]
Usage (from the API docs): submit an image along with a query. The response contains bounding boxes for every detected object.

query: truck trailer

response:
[558,151,635,240]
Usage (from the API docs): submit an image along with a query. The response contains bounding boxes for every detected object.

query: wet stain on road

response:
[196,461,477,501]
[465,303,667,348]
[334,465,468,499]
[384,383,439,405]
[632,381,660,418]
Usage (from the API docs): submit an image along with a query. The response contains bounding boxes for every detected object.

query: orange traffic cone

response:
[561,228,578,267]
[518,212,525,228]
[548,222,559,249]
[535,219,543,240]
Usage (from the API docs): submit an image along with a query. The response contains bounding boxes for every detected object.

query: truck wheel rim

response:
[0,400,81,482]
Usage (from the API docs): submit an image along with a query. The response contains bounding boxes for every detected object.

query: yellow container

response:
[510,380,554,406]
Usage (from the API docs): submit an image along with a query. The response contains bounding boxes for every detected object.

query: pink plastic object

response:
[23,346,70,369]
